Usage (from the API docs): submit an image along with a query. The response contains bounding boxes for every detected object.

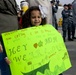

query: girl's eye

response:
[38,16,41,18]
[31,17,35,18]
[31,16,41,19]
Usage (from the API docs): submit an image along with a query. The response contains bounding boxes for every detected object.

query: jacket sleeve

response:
[72,3,76,15]
[62,10,69,18]
[0,0,7,10]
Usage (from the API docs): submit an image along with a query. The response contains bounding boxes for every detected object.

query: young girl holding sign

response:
[22,6,63,75]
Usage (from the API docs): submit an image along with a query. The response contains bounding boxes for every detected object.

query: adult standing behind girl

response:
[0,0,18,75]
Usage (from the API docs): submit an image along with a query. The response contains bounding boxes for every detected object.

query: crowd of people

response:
[61,3,76,42]
[0,0,76,75]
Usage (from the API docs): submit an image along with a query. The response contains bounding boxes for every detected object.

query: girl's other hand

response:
[5,57,11,65]
[0,44,3,52]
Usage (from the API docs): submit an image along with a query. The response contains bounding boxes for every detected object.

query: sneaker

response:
[72,37,76,39]
[68,38,74,41]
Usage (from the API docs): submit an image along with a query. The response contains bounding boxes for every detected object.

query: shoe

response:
[68,38,74,41]
[72,37,76,39]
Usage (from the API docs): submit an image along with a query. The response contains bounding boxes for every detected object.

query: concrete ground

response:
[58,27,76,75]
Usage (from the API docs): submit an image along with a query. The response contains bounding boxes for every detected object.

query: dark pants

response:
[0,36,11,75]
[62,22,68,39]
[0,52,11,75]
[72,24,75,38]
[55,20,58,30]
[68,26,72,39]
[68,22,76,39]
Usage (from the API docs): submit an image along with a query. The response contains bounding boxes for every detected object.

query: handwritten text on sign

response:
[2,24,71,75]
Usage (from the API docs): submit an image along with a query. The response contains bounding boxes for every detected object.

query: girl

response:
[22,6,63,75]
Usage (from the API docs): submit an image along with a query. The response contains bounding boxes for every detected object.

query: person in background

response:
[51,0,58,30]
[20,0,29,14]
[17,10,23,29]
[68,4,74,41]
[61,4,70,42]
[0,0,18,75]
[26,0,52,24]
[72,0,76,39]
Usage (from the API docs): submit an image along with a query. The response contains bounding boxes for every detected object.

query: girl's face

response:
[30,10,42,26]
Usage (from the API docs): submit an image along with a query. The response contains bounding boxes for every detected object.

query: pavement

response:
[58,27,76,75]
[0,27,76,75]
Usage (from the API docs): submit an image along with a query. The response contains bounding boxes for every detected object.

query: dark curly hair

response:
[22,6,47,28]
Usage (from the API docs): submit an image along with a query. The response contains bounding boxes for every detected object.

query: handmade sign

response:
[2,24,72,75]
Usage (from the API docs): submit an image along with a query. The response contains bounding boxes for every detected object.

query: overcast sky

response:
[16,0,74,8]
[60,0,73,5]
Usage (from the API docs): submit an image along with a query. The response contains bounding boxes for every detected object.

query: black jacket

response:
[0,0,18,34]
